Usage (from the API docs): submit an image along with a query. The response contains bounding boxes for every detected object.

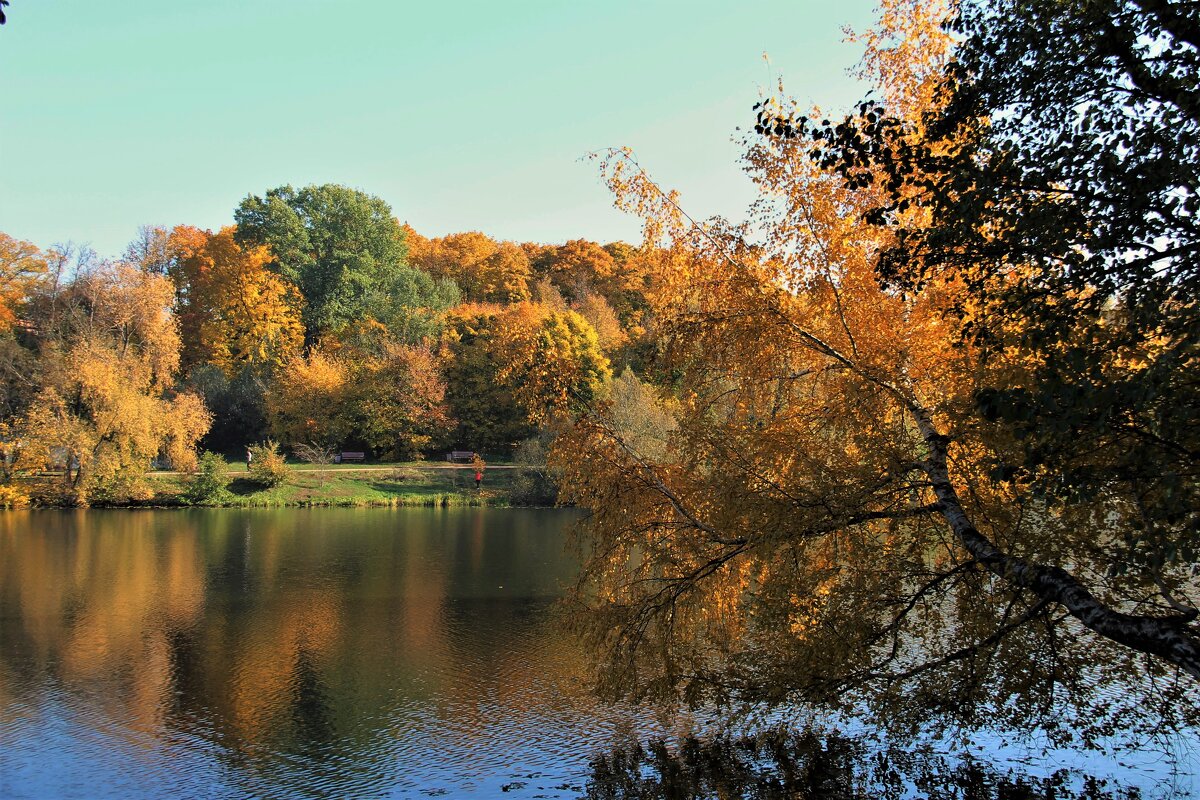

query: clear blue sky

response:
[0,0,877,257]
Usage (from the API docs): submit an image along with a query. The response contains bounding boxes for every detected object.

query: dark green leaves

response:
[234,184,449,343]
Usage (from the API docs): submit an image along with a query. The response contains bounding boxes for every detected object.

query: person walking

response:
[246,447,253,472]
[474,467,482,489]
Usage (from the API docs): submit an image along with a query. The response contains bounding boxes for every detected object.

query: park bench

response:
[335,451,366,463]
[447,450,475,463]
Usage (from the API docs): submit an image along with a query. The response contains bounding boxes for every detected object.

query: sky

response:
[0,0,878,258]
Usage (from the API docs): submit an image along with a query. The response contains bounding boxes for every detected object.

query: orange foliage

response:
[170,226,304,375]
[0,232,47,332]
[407,228,532,303]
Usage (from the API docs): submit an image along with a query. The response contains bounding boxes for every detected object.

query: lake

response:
[0,508,670,799]
[2,508,1193,799]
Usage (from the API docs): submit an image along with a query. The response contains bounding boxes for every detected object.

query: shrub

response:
[510,467,557,506]
[291,441,336,466]
[510,434,558,506]
[0,483,30,508]
[248,440,291,488]
[184,451,231,504]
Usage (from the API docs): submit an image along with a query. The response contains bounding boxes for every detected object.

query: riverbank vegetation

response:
[0,190,656,507]
[158,462,522,508]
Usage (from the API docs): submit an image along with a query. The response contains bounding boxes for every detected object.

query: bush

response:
[247,440,291,488]
[291,441,335,466]
[0,483,30,508]
[87,473,155,506]
[510,433,559,506]
[510,467,557,506]
[184,451,230,505]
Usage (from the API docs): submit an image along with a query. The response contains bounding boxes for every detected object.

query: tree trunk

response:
[910,404,1200,681]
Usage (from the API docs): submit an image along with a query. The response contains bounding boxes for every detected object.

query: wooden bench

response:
[335,451,366,463]
[447,450,475,463]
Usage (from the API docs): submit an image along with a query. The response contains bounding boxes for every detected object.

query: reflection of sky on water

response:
[781,708,1198,799]
[0,508,1194,798]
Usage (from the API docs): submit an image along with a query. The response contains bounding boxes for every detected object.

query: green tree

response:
[234,184,447,341]
[184,451,231,505]
[185,363,269,453]
[443,307,538,454]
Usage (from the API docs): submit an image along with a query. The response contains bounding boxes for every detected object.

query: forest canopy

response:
[0,186,656,505]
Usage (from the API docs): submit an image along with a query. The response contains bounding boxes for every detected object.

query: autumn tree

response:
[264,346,352,450]
[407,227,532,303]
[527,238,658,368]
[444,302,611,453]
[0,232,48,333]
[600,241,656,331]
[265,342,452,459]
[772,0,1200,575]
[0,233,48,426]
[168,225,305,375]
[531,238,617,303]
[123,225,176,276]
[557,0,1200,746]
[13,264,210,502]
[343,344,452,459]
[606,367,676,463]
[492,303,610,417]
[573,292,626,354]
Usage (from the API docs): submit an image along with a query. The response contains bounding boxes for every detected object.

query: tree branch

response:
[910,400,1200,681]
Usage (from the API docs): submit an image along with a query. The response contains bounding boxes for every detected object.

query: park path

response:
[148,464,530,477]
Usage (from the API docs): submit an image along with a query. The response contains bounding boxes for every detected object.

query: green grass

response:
[146,464,524,508]
[198,456,514,474]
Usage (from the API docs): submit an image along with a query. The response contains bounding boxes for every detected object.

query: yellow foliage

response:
[490,302,612,421]
[265,347,351,448]
[12,267,210,502]
[407,227,532,303]
[266,342,452,457]
[552,0,1193,735]
[0,483,30,508]
[0,232,48,332]
[170,226,304,375]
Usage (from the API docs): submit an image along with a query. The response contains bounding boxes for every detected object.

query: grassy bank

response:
[145,463,529,508]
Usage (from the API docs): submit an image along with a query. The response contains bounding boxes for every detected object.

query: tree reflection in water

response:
[0,508,1178,798]
[586,730,1143,800]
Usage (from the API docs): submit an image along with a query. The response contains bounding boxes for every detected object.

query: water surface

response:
[0,508,664,799]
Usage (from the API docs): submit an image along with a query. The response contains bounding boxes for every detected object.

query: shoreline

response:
[7,463,557,510]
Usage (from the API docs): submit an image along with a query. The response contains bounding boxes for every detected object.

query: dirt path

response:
[148,464,531,477]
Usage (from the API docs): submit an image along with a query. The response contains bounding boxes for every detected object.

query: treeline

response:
[0,183,665,504]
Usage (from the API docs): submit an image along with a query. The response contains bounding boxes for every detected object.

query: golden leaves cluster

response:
[169,226,305,375]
